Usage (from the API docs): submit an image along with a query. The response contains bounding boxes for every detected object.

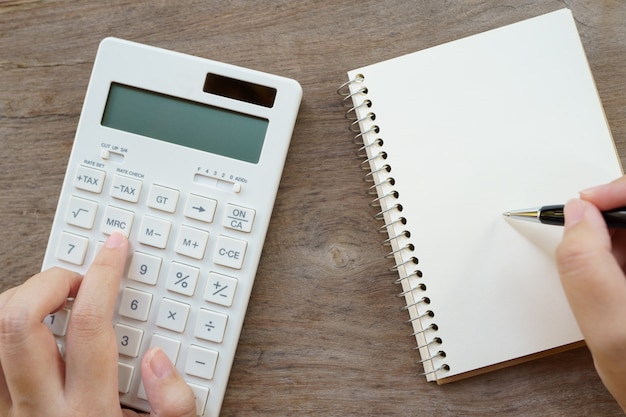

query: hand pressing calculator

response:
[41,37,301,416]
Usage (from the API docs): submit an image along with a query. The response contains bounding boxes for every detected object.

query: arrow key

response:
[184,194,217,223]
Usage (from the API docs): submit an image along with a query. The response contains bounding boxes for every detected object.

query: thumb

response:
[142,347,197,417]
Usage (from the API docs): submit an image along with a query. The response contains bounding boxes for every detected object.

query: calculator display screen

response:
[101,83,269,163]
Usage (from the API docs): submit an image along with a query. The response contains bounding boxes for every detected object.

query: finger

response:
[141,347,196,417]
[65,232,128,405]
[556,199,626,402]
[579,176,626,210]
[0,267,82,406]
[0,362,11,412]
[0,286,19,311]
[0,287,25,411]
[121,409,145,417]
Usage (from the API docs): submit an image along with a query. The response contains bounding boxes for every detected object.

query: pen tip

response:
[503,211,511,217]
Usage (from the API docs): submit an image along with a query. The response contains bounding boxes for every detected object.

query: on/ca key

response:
[223,204,255,233]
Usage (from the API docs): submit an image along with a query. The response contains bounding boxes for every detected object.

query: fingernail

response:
[105,231,126,249]
[579,183,606,198]
[563,199,586,231]
[149,347,174,379]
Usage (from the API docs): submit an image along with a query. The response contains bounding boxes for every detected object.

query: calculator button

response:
[166,262,199,296]
[137,383,148,401]
[128,252,162,285]
[74,165,105,193]
[118,362,135,394]
[136,334,183,402]
[119,287,153,321]
[101,205,134,236]
[213,235,247,270]
[175,225,209,260]
[204,272,237,307]
[148,184,179,213]
[223,204,255,232]
[65,196,98,229]
[110,175,142,203]
[194,308,228,343]
[55,231,89,265]
[184,194,217,223]
[44,307,71,336]
[150,334,181,364]
[185,345,219,380]
[156,298,191,333]
[115,323,144,357]
[188,382,210,416]
[137,215,171,249]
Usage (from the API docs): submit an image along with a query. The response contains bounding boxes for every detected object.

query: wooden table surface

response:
[1,1,625,416]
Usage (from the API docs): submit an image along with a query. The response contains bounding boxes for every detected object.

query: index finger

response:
[580,176,626,210]
[65,232,128,402]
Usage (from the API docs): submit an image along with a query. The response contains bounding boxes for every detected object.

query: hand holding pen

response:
[553,176,626,413]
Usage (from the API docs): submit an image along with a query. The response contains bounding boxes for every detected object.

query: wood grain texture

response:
[1,1,625,416]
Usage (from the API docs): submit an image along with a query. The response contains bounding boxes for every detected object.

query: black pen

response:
[503,204,626,228]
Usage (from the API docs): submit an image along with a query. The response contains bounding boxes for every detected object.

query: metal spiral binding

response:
[410,323,438,337]
[367,174,392,195]
[370,190,398,208]
[353,125,380,146]
[384,243,414,259]
[415,336,442,350]
[357,138,383,159]
[407,310,434,323]
[402,296,430,310]
[399,283,426,296]
[362,164,390,183]
[339,74,448,379]
[351,112,376,132]
[419,364,451,377]
[378,215,404,231]
[346,100,372,122]
[360,151,387,171]
[395,270,423,286]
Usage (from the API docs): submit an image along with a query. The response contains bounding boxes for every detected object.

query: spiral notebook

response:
[340,8,622,383]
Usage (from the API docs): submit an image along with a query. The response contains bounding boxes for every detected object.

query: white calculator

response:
[41,37,301,416]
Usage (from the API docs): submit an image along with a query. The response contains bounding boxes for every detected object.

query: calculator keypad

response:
[46,166,257,415]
